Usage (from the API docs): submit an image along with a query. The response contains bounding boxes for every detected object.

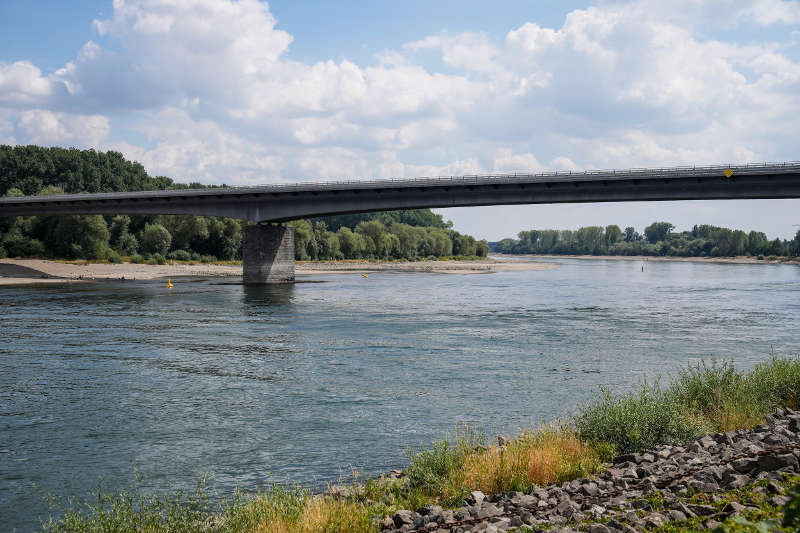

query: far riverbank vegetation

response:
[40,356,800,532]
[0,145,488,263]
[493,222,800,259]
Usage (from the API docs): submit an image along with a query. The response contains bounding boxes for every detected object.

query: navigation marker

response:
[724,168,734,178]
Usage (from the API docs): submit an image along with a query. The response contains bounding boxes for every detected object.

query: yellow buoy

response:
[166,278,173,288]
[361,273,369,278]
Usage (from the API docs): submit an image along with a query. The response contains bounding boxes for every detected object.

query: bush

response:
[139,224,172,255]
[668,359,765,431]
[0,245,6,259]
[573,382,708,454]
[747,356,800,411]
[168,249,192,261]
[107,250,123,264]
[152,253,166,265]
[190,252,201,261]
[200,255,217,263]
[129,254,144,264]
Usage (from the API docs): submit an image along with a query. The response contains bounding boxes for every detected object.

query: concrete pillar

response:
[243,224,295,284]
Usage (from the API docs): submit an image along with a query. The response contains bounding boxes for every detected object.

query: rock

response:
[722,472,751,489]
[588,525,611,533]
[770,495,791,506]
[687,503,717,516]
[767,480,785,494]
[667,509,687,521]
[581,482,600,496]
[380,516,395,530]
[722,501,746,516]
[644,512,668,528]
[698,435,717,449]
[393,510,415,527]
[453,508,471,521]
[465,490,486,506]
[707,519,723,529]
[417,504,443,517]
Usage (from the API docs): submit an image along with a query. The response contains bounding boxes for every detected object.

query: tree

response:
[644,222,675,244]
[623,226,639,242]
[605,225,623,247]
[139,223,172,255]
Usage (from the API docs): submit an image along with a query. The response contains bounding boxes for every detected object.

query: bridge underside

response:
[2,164,800,283]
[2,170,799,223]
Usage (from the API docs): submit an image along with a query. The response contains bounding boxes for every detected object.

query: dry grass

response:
[247,496,371,533]
[461,425,602,495]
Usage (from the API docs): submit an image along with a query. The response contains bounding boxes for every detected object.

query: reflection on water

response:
[1,260,800,531]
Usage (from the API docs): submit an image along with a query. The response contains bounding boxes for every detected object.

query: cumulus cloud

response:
[0,0,798,189]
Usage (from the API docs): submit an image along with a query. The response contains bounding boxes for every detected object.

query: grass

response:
[37,356,800,532]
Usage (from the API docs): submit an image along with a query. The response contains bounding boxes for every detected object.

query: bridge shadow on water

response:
[240,282,297,307]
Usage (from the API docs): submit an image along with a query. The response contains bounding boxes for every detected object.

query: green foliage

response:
[575,357,800,454]
[783,483,800,529]
[129,254,144,264]
[152,253,166,265]
[573,382,709,454]
[139,224,172,255]
[167,250,192,261]
[107,251,123,264]
[495,221,795,259]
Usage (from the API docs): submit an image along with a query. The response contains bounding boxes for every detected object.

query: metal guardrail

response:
[2,161,800,204]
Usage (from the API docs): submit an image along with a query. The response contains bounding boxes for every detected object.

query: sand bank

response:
[0,258,557,285]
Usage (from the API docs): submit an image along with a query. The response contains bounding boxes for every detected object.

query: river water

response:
[2,258,800,531]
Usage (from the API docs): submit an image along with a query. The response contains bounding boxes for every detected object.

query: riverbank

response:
[493,253,800,265]
[38,357,800,533]
[0,258,556,285]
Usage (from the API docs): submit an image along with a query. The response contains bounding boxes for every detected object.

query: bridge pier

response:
[243,224,295,284]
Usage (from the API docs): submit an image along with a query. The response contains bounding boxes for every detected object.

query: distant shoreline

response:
[0,258,557,286]
[492,253,800,265]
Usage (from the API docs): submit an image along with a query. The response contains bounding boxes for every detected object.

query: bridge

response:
[2,161,799,283]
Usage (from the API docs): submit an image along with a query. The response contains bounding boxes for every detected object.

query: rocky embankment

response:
[382,409,800,533]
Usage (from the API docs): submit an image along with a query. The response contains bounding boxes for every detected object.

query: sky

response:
[1,0,799,240]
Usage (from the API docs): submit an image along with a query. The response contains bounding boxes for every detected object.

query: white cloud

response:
[0,62,54,106]
[4,109,110,147]
[1,0,799,236]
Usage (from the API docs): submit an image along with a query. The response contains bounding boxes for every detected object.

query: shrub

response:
[667,359,765,432]
[129,254,144,264]
[747,356,800,411]
[200,255,217,263]
[168,250,192,261]
[190,252,201,261]
[0,245,6,259]
[573,382,708,454]
[107,250,123,264]
[152,253,166,265]
[139,224,172,255]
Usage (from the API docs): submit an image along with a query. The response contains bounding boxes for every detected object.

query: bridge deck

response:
[1,161,799,222]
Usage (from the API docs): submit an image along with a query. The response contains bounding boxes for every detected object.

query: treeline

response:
[0,145,488,262]
[494,222,800,258]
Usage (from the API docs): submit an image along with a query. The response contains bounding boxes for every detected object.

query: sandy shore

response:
[0,258,557,285]
[493,253,800,265]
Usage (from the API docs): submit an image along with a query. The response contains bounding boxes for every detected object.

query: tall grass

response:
[574,356,800,453]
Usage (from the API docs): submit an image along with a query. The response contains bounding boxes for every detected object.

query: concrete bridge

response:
[2,161,799,283]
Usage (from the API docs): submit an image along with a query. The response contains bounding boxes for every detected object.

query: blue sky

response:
[1,0,799,239]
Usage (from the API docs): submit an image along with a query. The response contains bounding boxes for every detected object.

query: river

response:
[2,258,800,531]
